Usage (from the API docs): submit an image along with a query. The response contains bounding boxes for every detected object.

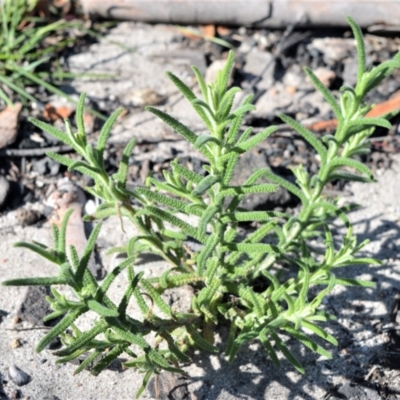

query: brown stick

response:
[306,90,400,133]
[80,0,400,28]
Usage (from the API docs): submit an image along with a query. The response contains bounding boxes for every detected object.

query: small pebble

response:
[11,338,22,349]
[9,388,21,400]
[0,175,10,210]
[8,365,31,386]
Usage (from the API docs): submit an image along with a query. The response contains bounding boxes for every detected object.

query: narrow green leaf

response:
[55,320,108,357]
[142,206,202,242]
[196,234,219,275]
[171,159,203,184]
[112,326,149,350]
[137,188,193,215]
[86,300,119,317]
[58,209,74,256]
[279,114,327,161]
[224,242,279,255]
[0,74,37,104]
[234,126,277,153]
[68,159,99,174]
[272,332,304,374]
[191,66,209,100]
[28,117,74,148]
[198,205,219,237]
[217,50,235,95]
[161,332,190,362]
[219,183,277,197]
[115,138,136,187]
[238,286,264,316]
[56,347,89,365]
[301,320,338,346]
[91,345,124,376]
[284,326,332,359]
[329,157,374,181]
[2,277,68,286]
[218,86,241,119]
[99,257,137,297]
[118,268,142,316]
[335,277,375,287]
[141,280,172,317]
[148,349,183,373]
[304,67,342,123]
[146,107,197,145]
[75,223,102,285]
[259,330,280,366]
[188,328,219,353]
[136,370,153,398]
[262,169,307,203]
[347,17,366,82]
[221,211,284,223]
[45,152,74,168]
[194,134,220,149]
[75,93,86,138]
[69,245,80,271]
[167,71,196,101]
[36,308,85,352]
[74,350,102,375]
[97,108,125,157]
[347,117,391,131]
[192,175,220,196]
[327,171,371,183]
[230,103,256,118]
[224,322,237,357]
[13,242,59,264]
[133,287,150,316]
[222,153,240,185]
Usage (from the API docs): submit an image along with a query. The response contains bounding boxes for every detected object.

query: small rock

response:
[14,208,42,227]
[17,286,53,326]
[32,157,60,176]
[120,88,165,108]
[295,90,333,120]
[83,112,95,135]
[308,38,355,64]
[313,67,336,87]
[342,57,359,86]
[283,65,306,89]
[238,36,257,54]
[9,388,21,400]
[243,49,275,89]
[0,371,6,398]
[11,338,22,349]
[329,382,382,400]
[0,103,22,149]
[285,85,297,94]
[0,309,8,323]
[148,372,189,400]
[43,103,74,122]
[251,84,292,118]
[8,366,30,387]
[0,175,10,210]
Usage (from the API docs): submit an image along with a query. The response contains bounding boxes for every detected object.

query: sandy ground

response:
[0,153,400,400]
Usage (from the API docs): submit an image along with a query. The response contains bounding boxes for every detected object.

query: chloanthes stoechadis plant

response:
[3,17,400,397]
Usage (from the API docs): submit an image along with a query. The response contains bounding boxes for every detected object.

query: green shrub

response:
[3,17,399,398]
